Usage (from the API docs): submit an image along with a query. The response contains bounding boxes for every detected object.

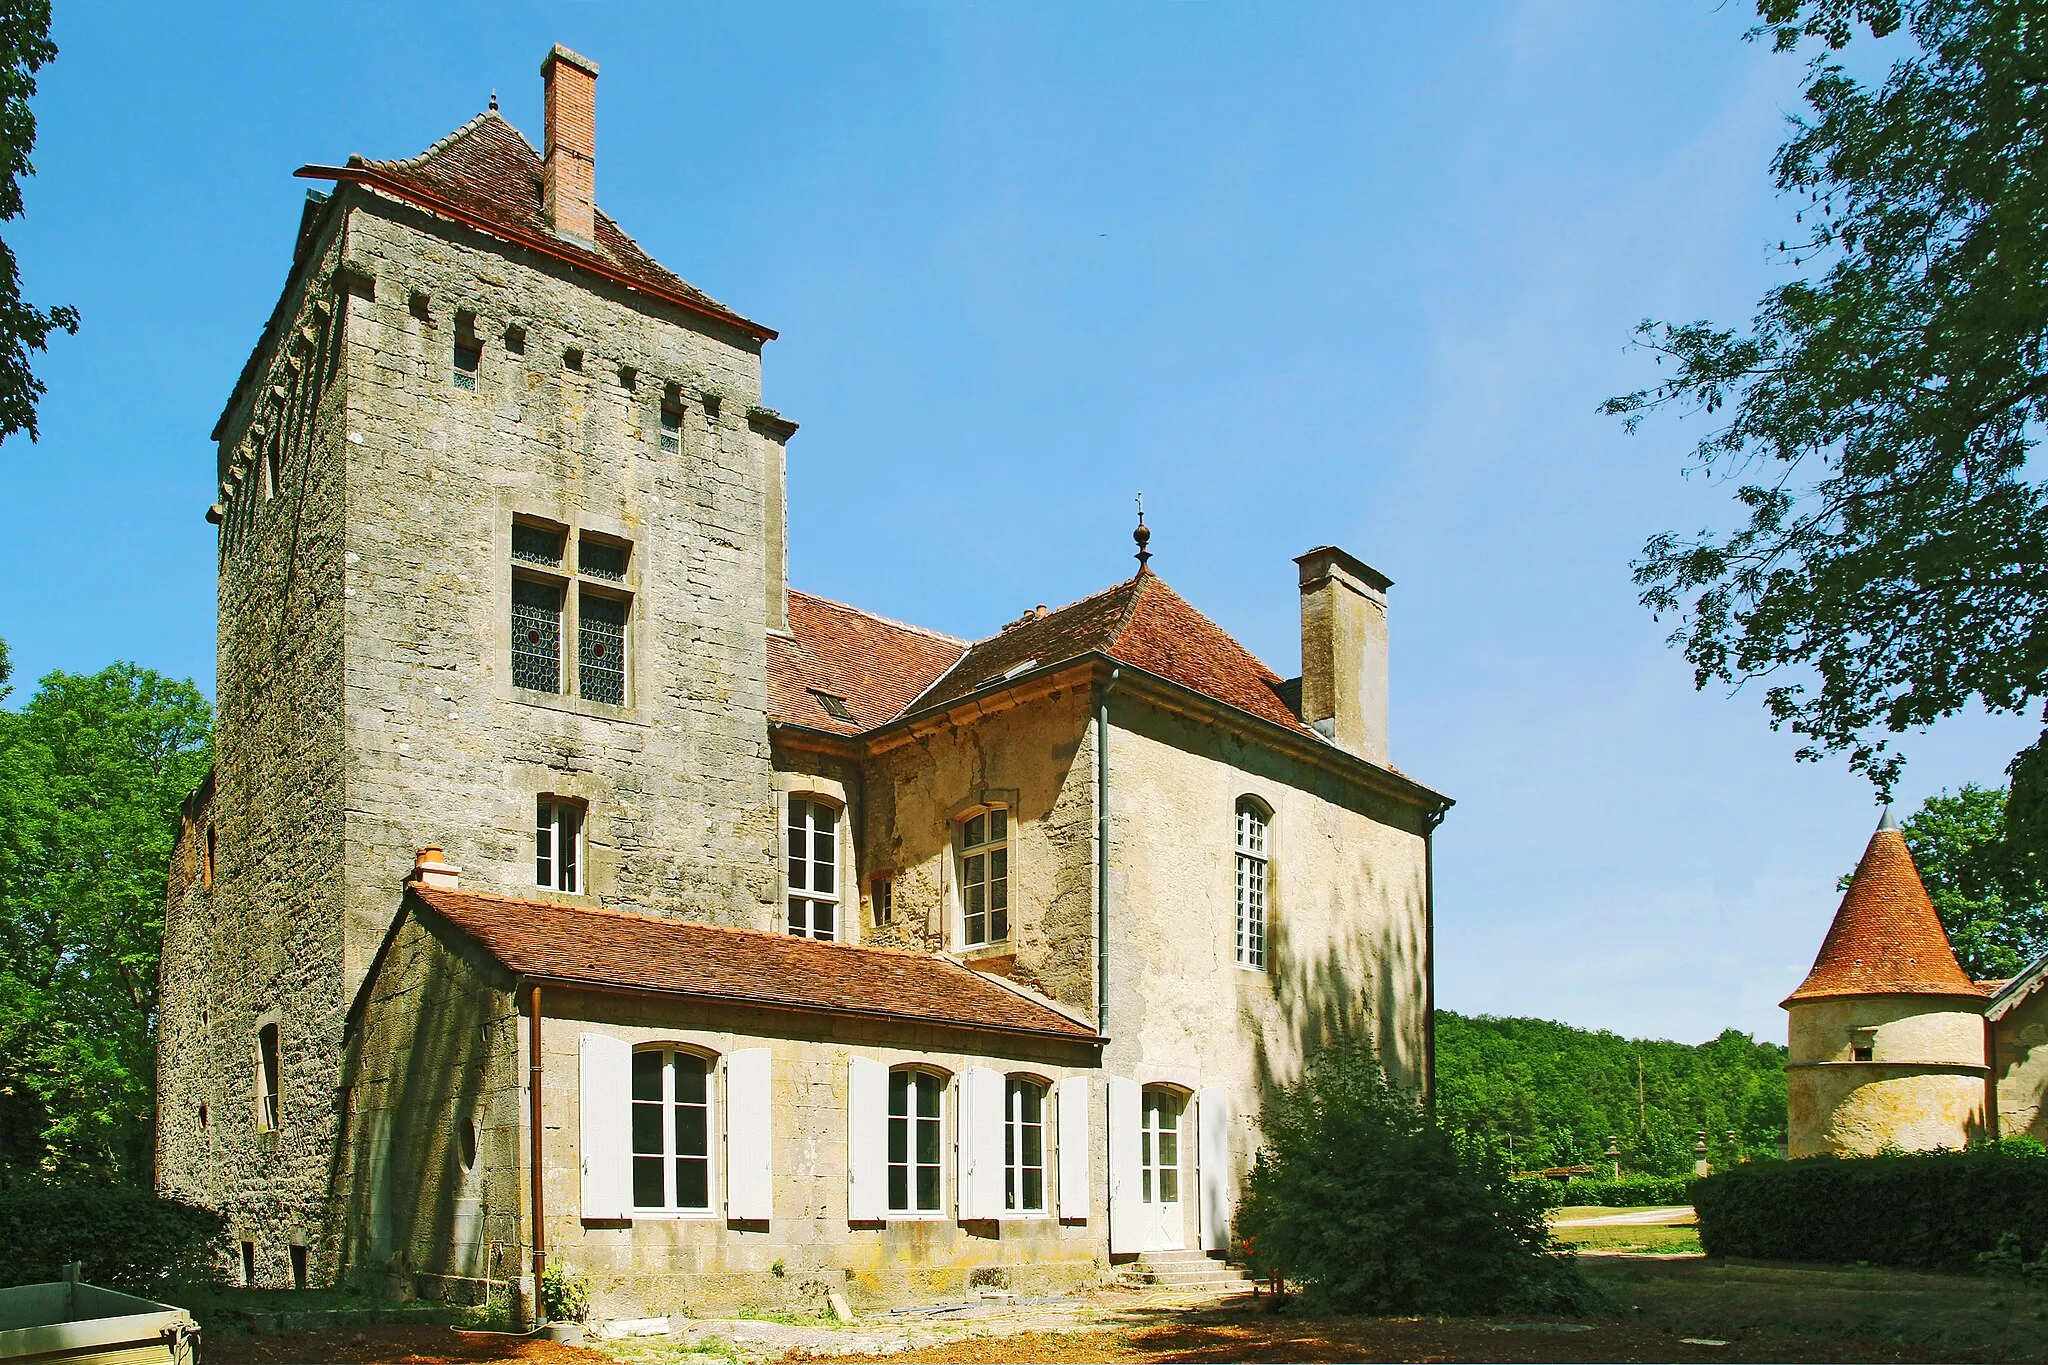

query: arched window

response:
[957,806,1011,948]
[888,1067,946,1213]
[787,797,840,940]
[631,1047,714,1212]
[1235,798,1269,970]
[1005,1076,1047,1213]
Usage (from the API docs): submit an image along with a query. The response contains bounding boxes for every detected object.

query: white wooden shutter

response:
[847,1055,888,1222]
[1107,1075,1141,1254]
[578,1032,633,1220]
[724,1048,774,1221]
[958,1067,1005,1220]
[1198,1085,1233,1251]
[1056,1076,1090,1221]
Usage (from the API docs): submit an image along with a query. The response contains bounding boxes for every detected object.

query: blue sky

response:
[3,3,2034,1044]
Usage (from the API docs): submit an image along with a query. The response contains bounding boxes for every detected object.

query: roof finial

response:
[1133,492,1152,573]
[489,88,499,111]
[1877,804,1898,833]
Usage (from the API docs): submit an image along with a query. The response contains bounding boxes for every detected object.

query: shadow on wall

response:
[327,912,515,1294]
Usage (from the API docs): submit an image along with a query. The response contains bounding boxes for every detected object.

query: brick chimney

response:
[1295,546,1392,765]
[540,44,599,245]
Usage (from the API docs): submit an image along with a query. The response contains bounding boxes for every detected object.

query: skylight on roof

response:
[810,690,854,722]
[985,658,1039,686]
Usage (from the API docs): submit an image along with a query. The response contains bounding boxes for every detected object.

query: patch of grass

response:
[734,1306,840,1329]
[1550,1205,1694,1222]
[597,1336,748,1365]
[1582,1255,2048,1360]
[1554,1224,1704,1254]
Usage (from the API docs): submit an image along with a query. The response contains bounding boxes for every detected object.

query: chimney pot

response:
[1294,546,1392,765]
[540,44,599,246]
[412,845,461,891]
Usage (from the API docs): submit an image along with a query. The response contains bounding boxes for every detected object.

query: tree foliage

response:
[1869,784,2048,977]
[0,0,74,444]
[1434,1012,1788,1176]
[1606,0,2048,801]
[0,648,211,1187]
[1234,1039,1580,1316]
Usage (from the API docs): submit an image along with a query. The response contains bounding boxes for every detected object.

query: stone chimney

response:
[540,44,599,245]
[411,845,461,891]
[1295,546,1392,765]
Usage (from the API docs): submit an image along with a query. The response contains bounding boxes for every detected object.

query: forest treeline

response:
[1435,1011,1788,1176]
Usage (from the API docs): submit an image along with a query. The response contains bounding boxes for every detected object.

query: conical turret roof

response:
[1783,810,1986,1005]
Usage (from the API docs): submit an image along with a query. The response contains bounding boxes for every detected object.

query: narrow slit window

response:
[957,808,1010,948]
[659,402,683,454]
[786,798,839,940]
[453,336,481,389]
[873,875,894,926]
[536,798,583,894]
[577,591,628,705]
[256,1023,281,1132]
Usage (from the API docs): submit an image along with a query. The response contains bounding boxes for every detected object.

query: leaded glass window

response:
[580,537,628,581]
[512,522,565,568]
[1005,1077,1045,1213]
[957,808,1010,948]
[786,798,838,940]
[632,1049,712,1212]
[453,337,481,389]
[512,578,563,693]
[888,1069,943,1213]
[659,403,682,454]
[1235,799,1268,970]
[578,591,627,705]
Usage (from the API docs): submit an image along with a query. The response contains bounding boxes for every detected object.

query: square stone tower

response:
[157,47,794,1283]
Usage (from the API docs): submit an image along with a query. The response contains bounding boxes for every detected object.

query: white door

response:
[1138,1087,1186,1251]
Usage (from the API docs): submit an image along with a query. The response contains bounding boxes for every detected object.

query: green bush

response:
[1695,1145,2048,1270]
[1234,1039,1582,1316]
[540,1263,590,1323]
[0,1186,228,1293]
[1550,1174,1696,1207]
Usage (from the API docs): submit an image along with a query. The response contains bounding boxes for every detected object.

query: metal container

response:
[0,1275,199,1365]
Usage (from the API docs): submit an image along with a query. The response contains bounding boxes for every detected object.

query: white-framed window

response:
[786,797,839,940]
[536,798,584,894]
[872,875,894,926]
[957,807,1010,948]
[631,1048,713,1212]
[256,1022,281,1132]
[1234,798,1269,970]
[1005,1076,1047,1214]
[888,1068,945,1214]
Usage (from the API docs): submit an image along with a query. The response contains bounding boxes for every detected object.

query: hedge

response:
[1694,1146,2048,1271]
[1550,1175,1696,1207]
[0,1186,229,1293]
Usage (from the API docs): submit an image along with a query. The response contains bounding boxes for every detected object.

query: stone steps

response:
[1124,1249,1255,1294]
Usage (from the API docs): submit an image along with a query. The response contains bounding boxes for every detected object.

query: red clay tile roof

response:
[769,591,967,736]
[1784,820,1986,1004]
[411,883,1094,1040]
[304,111,771,339]
[911,572,1315,736]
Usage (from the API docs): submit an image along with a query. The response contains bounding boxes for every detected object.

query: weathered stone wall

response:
[1786,995,1990,1156]
[335,193,780,993]
[530,986,1103,1317]
[156,198,355,1285]
[339,907,525,1298]
[1993,990,2048,1142]
[1101,693,1430,1241]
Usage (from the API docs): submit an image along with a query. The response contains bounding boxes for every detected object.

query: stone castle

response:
[1786,811,2048,1156]
[155,46,1451,1314]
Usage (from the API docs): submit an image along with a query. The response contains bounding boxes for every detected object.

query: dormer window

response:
[957,807,1010,948]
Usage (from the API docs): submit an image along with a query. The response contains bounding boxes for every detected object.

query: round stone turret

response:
[1783,809,1991,1156]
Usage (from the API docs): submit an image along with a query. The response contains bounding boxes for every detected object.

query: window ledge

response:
[882,1212,951,1222]
[510,688,646,726]
[626,1210,719,1221]
[958,943,1015,965]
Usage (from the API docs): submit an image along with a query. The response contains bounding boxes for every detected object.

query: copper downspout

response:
[529,983,546,1282]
